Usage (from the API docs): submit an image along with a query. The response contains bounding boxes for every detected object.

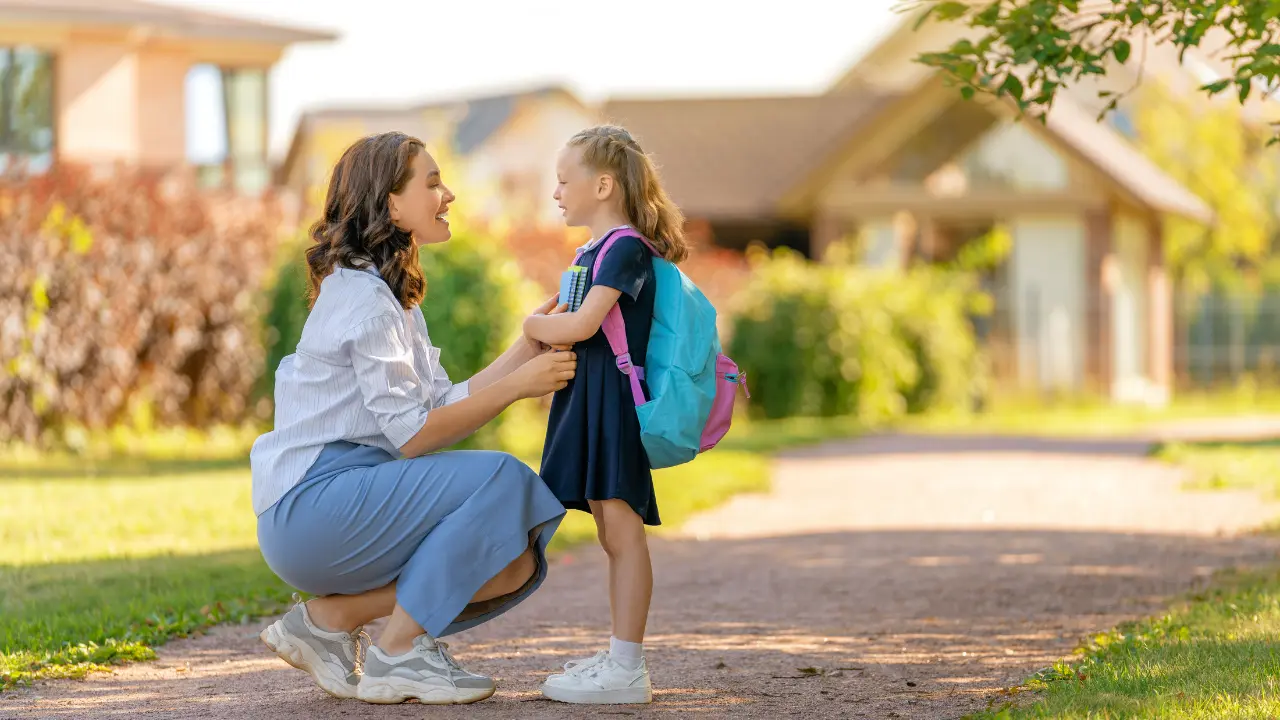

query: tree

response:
[897,1,1280,136]
[1132,82,1280,290]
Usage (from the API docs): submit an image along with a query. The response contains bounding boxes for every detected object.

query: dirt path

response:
[7,433,1280,720]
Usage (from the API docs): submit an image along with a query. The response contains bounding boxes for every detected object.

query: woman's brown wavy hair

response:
[306,132,427,310]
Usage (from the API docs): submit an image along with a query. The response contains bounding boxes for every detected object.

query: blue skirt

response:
[257,441,566,637]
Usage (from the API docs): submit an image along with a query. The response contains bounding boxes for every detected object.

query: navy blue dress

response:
[539,229,660,526]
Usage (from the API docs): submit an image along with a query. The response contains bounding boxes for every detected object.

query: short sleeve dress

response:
[538,228,661,526]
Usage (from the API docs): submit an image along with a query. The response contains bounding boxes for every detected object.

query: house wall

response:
[466,95,597,226]
[58,43,140,163]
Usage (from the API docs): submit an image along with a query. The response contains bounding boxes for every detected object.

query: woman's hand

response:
[504,350,577,400]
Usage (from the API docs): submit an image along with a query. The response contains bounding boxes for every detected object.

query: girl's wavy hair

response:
[568,125,688,263]
[306,132,427,310]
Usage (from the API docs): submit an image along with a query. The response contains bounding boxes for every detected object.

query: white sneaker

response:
[551,650,609,679]
[541,656,653,704]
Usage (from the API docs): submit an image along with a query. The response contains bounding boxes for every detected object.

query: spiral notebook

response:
[559,265,588,312]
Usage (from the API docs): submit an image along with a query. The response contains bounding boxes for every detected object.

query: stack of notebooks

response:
[559,265,588,312]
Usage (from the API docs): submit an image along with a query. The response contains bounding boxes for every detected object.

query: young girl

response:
[523,125,688,705]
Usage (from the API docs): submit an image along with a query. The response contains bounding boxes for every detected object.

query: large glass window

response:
[0,47,55,175]
[185,64,268,193]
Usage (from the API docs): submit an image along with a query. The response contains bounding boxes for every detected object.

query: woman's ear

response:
[387,193,403,226]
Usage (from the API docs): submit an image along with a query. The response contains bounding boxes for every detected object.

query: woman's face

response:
[389,149,455,245]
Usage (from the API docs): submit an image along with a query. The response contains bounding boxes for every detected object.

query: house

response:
[603,13,1216,405]
[0,0,334,192]
[278,86,597,227]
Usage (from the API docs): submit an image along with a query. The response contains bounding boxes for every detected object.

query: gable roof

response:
[0,0,336,44]
[601,94,896,219]
[1040,96,1212,222]
[279,86,582,182]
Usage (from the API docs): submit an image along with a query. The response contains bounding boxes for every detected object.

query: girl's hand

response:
[525,296,572,353]
[506,351,577,399]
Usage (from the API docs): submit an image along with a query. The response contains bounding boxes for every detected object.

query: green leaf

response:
[1203,79,1232,95]
[1257,44,1280,57]
[1238,78,1252,105]
[961,85,976,100]
[932,1,969,21]
[1001,74,1025,101]
[1114,39,1132,63]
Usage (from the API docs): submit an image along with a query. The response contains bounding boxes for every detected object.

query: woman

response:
[251,132,574,706]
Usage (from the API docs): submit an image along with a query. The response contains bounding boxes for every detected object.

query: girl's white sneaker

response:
[540,656,652,704]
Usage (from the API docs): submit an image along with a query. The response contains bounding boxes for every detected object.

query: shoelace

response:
[353,628,372,675]
[563,651,608,676]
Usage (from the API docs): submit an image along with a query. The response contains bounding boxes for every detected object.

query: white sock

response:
[609,636,643,670]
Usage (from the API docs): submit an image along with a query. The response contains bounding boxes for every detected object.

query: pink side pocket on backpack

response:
[700,354,743,452]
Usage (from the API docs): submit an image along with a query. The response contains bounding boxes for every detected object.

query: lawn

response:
[1155,439,1280,500]
[973,567,1280,720]
[902,389,1280,437]
[971,438,1280,720]
[1,421,786,690]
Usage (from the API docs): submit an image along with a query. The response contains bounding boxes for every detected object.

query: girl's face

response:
[553,144,607,228]
[389,149,455,246]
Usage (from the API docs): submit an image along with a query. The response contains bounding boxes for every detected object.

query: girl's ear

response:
[595,172,615,201]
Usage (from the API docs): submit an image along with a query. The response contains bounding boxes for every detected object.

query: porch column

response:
[1147,216,1173,404]
[1084,209,1112,393]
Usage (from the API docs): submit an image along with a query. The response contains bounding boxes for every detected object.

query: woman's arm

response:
[468,295,567,392]
[523,285,622,346]
[345,313,576,459]
[400,350,577,457]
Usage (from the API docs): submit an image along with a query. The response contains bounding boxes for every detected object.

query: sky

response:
[153,0,906,160]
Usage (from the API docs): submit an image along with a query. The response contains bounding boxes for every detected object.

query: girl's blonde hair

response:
[568,124,688,263]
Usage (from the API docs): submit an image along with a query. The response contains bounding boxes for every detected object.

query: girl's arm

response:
[523,285,623,346]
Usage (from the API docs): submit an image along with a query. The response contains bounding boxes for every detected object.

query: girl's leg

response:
[589,501,619,637]
[592,499,652,644]
[541,498,653,704]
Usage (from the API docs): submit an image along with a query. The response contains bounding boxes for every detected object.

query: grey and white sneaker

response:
[541,656,652,704]
[357,635,495,705]
[259,595,365,699]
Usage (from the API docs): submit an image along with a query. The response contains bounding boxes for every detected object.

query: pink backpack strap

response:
[589,228,659,407]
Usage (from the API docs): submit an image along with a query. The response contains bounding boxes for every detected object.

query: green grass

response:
[972,438,1280,719]
[1,462,295,689]
[1155,439,1280,499]
[972,567,1280,720]
[2,436,777,690]
[902,389,1280,437]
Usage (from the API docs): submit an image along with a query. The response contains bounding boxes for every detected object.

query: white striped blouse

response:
[250,264,469,515]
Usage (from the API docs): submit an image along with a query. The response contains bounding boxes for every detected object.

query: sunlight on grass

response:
[906,388,1280,437]
[971,568,1280,720]
[1155,440,1280,500]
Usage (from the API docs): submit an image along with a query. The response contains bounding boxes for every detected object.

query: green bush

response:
[727,245,985,422]
[261,227,532,449]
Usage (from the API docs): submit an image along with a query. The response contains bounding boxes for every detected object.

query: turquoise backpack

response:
[573,228,749,469]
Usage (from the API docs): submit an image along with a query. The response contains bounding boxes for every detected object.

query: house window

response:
[960,121,1070,191]
[184,64,269,193]
[0,47,55,175]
